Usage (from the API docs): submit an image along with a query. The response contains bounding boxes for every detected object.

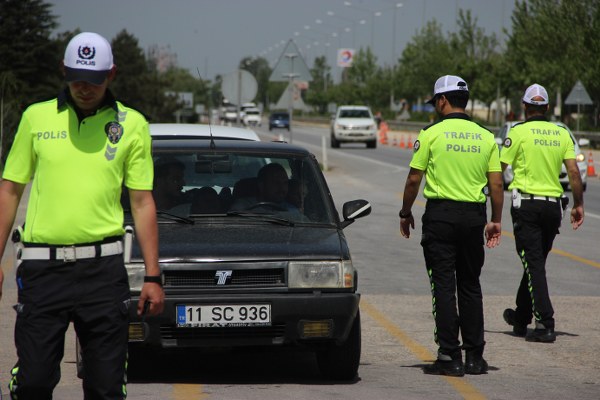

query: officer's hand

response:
[570,206,584,230]
[137,282,165,316]
[485,222,502,248]
[400,215,414,238]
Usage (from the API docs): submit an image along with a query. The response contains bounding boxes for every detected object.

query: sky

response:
[48,0,514,82]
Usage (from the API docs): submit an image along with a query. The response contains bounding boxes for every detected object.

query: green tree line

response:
[2,0,599,162]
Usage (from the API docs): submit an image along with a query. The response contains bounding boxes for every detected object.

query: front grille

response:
[160,324,286,340]
[164,268,285,288]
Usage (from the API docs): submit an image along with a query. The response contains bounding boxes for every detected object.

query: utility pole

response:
[283,52,299,143]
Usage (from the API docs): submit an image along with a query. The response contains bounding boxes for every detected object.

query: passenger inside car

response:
[190,186,223,214]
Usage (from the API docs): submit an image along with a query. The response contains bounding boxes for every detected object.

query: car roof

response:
[149,123,260,141]
[338,105,370,110]
[152,137,312,156]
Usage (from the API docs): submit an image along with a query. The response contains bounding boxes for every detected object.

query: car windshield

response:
[272,113,288,119]
[149,149,336,225]
[339,109,371,118]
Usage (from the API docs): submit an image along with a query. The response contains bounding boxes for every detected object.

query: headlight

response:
[126,263,146,291]
[576,153,585,163]
[288,261,354,288]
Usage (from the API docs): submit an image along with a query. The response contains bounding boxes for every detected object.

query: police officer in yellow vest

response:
[500,83,584,343]
[0,32,164,399]
[400,75,504,377]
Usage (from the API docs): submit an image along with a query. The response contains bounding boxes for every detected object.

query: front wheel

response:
[316,310,361,381]
[331,134,340,148]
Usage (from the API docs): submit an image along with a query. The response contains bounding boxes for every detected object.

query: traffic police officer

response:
[399,75,504,376]
[0,32,164,399]
[500,83,584,343]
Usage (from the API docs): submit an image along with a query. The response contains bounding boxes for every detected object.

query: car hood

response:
[132,222,348,262]
[335,118,375,126]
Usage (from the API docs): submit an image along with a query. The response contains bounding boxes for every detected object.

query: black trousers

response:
[420,200,487,360]
[10,255,130,400]
[511,199,562,329]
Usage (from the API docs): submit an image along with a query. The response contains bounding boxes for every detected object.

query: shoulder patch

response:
[413,140,420,151]
[503,137,512,148]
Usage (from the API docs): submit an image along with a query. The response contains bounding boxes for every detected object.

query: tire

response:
[316,310,361,381]
[366,140,377,149]
[331,134,340,148]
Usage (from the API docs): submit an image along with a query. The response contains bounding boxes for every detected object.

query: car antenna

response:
[197,67,216,150]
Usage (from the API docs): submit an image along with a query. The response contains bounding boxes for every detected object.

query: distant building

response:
[147,44,178,73]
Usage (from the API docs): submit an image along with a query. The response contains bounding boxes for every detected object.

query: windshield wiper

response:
[226,211,295,226]
[156,210,194,224]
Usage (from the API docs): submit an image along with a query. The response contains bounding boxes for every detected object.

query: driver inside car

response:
[231,163,302,216]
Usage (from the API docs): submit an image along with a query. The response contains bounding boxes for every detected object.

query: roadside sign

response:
[269,39,312,82]
[337,49,355,68]
[221,70,258,105]
[565,80,593,105]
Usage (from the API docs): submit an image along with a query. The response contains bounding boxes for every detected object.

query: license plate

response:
[176,304,271,327]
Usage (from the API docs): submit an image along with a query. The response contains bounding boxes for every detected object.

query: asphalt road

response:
[0,121,598,399]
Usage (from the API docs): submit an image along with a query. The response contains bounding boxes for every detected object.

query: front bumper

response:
[129,292,360,349]
[333,129,377,142]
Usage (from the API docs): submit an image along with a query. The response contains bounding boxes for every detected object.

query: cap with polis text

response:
[522,83,549,105]
[63,32,114,85]
[426,75,468,104]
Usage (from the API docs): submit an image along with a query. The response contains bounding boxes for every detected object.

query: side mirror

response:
[340,199,371,228]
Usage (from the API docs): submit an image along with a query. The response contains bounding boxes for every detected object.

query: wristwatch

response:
[144,275,164,286]
[399,210,412,219]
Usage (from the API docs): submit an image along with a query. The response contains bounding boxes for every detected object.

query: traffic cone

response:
[378,122,389,145]
[399,135,406,149]
[587,151,597,177]
[407,134,413,149]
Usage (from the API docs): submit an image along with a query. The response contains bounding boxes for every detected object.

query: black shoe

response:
[503,308,527,337]
[526,327,556,343]
[464,354,489,375]
[423,359,464,377]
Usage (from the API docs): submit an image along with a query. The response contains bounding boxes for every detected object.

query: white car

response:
[330,105,378,149]
[149,123,260,141]
[495,121,588,191]
[242,108,262,127]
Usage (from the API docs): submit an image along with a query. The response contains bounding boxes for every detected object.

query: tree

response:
[396,21,454,104]
[305,56,332,113]
[449,10,501,116]
[506,0,600,122]
[0,0,61,161]
[110,30,153,112]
